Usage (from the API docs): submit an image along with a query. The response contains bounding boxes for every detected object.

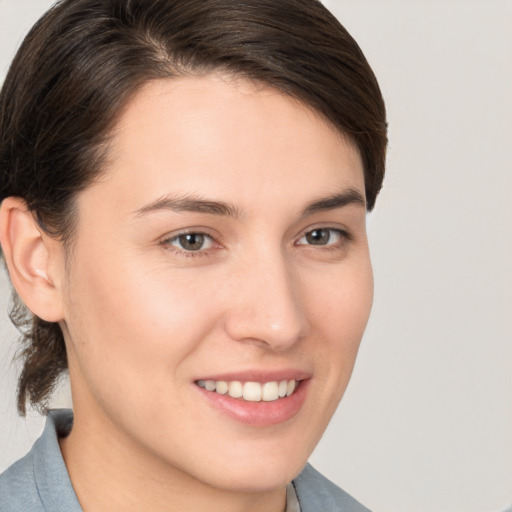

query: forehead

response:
[88,74,365,215]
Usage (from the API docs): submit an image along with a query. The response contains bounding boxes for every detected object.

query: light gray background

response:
[1,1,511,511]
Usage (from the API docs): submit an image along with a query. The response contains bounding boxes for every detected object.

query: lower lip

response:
[196,379,310,427]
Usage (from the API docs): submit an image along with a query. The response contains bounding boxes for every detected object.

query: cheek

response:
[62,250,224,405]
[305,256,373,387]
[308,256,373,341]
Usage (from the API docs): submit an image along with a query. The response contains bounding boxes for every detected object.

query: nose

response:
[223,249,309,351]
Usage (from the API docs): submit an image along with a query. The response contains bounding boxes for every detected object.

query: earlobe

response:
[0,197,65,322]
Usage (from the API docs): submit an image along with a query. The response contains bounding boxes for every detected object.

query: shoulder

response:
[0,448,42,512]
[0,409,81,512]
[293,463,371,512]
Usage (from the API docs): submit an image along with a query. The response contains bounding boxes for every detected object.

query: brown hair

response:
[0,0,387,414]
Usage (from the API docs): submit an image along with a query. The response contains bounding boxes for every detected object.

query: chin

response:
[204,460,305,493]
[187,439,311,493]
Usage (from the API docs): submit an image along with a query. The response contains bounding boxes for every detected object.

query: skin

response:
[1,74,373,511]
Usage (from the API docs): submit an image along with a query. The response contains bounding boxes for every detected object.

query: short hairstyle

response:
[0,0,387,414]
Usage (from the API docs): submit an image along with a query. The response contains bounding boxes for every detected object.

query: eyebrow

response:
[133,194,241,218]
[302,189,366,215]
[133,188,365,219]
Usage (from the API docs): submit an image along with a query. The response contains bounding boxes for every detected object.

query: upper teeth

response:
[196,379,297,402]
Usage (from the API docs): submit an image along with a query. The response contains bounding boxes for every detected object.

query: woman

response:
[0,0,387,510]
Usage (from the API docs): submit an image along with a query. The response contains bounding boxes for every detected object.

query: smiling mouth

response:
[195,379,299,402]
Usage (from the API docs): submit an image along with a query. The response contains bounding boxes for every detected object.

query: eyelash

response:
[295,228,350,249]
[160,232,217,258]
[160,227,350,258]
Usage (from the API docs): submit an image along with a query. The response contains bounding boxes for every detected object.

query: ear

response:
[0,197,65,322]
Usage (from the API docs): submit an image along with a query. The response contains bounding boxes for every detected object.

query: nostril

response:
[224,311,306,349]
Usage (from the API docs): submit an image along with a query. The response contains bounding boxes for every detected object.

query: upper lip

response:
[194,369,312,383]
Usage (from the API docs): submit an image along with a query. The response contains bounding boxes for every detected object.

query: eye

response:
[296,228,346,246]
[167,232,214,252]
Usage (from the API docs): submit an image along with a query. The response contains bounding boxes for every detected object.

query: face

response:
[58,75,373,492]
